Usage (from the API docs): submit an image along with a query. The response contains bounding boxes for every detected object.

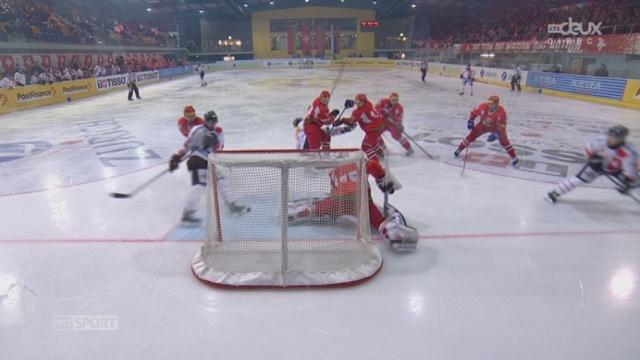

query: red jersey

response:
[329,159,386,197]
[375,99,404,125]
[345,100,386,133]
[178,116,205,137]
[304,97,335,127]
[469,103,507,131]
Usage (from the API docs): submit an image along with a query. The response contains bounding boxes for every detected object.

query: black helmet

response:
[606,125,628,139]
[204,110,218,123]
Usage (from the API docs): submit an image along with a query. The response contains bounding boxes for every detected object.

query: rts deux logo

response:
[548,17,602,36]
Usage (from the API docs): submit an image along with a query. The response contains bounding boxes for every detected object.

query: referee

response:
[127,70,141,101]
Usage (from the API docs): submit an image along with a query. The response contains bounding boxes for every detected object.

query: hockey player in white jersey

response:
[545,125,638,203]
[169,110,248,223]
[196,64,207,87]
[459,64,475,96]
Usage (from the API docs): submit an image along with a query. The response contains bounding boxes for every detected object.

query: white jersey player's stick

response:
[110,168,169,199]
[604,173,640,204]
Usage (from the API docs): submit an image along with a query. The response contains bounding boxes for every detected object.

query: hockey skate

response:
[405,148,414,156]
[544,191,559,204]
[181,210,202,224]
[511,157,520,167]
[454,149,461,158]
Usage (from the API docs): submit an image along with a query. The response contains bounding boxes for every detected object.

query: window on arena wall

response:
[269,18,357,51]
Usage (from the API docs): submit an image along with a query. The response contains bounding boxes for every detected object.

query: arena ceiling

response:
[144,0,501,20]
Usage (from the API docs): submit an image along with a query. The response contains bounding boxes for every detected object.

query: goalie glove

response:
[169,154,182,172]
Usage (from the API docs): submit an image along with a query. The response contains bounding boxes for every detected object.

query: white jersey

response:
[295,121,306,150]
[183,124,225,160]
[461,68,474,81]
[585,134,638,179]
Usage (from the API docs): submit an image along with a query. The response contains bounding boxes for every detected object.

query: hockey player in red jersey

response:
[376,92,414,156]
[454,95,519,166]
[177,105,205,137]
[545,125,638,203]
[287,157,418,251]
[303,90,340,150]
[340,94,387,160]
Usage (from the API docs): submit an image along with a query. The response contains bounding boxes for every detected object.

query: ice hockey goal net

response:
[191,149,382,288]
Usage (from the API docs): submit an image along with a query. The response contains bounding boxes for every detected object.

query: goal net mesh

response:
[191,150,382,287]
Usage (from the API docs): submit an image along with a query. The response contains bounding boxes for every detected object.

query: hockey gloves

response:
[169,154,182,172]
[587,155,604,172]
[202,131,220,149]
[330,109,340,117]
[487,132,498,142]
[344,99,355,109]
[467,119,475,130]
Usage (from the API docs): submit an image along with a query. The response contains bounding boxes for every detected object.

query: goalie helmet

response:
[606,125,629,139]
[204,110,218,124]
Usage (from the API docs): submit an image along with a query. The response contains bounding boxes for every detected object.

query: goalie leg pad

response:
[379,204,418,252]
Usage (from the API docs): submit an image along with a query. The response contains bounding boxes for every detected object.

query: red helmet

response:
[320,90,331,98]
[355,93,368,103]
[183,105,196,115]
[487,95,500,105]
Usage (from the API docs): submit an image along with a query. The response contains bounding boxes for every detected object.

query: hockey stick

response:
[110,168,170,199]
[330,64,345,96]
[400,129,434,159]
[460,144,470,176]
[604,173,640,204]
[383,148,390,217]
[382,118,434,159]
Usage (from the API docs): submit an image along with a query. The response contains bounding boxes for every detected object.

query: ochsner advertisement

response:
[95,70,160,92]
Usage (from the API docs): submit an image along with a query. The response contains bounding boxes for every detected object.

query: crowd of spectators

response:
[0,55,181,89]
[416,0,640,47]
[0,0,172,47]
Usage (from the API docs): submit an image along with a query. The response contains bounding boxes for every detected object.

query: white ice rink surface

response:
[1,67,639,359]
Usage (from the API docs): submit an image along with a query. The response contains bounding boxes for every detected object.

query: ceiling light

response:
[411,3,416,7]
[243,3,248,6]
[146,8,152,12]
[199,10,204,13]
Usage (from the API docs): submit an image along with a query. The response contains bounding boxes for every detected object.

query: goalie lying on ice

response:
[287,157,418,251]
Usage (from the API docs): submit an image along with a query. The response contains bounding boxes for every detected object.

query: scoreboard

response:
[360,20,380,32]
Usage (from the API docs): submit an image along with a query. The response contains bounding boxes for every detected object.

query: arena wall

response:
[404,60,640,111]
[0,65,193,114]
[251,7,375,59]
